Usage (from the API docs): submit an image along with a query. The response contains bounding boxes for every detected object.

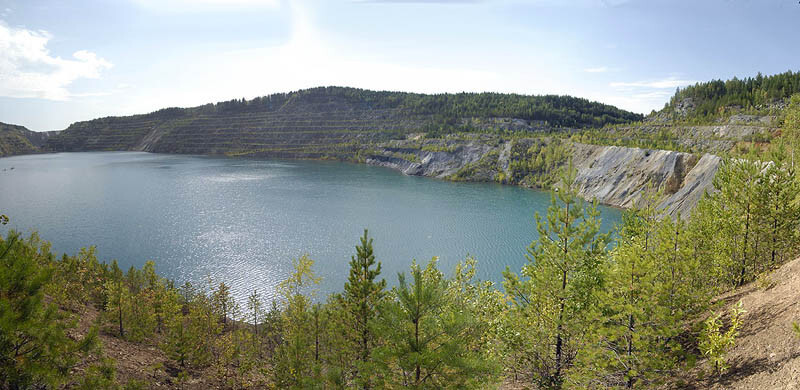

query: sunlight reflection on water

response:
[0,152,621,304]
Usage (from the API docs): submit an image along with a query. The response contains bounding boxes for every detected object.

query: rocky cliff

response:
[365,137,720,216]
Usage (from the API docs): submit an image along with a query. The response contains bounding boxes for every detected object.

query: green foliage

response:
[45,87,642,156]
[703,154,800,287]
[212,281,236,327]
[0,231,97,389]
[48,246,108,311]
[506,138,570,187]
[503,164,610,388]
[572,126,690,154]
[374,258,500,389]
[781,94,800,167]
[341,229,386,387]
[699,301,745,375]
[76,358,118,390]
[272,254,323,389]
[102,260,172,343]
[0,122,41,157]
[572,193,673,388]
[785,94,800,136]
[667,70,800,122]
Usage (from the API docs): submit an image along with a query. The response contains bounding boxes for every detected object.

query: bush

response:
[699,301,745,375]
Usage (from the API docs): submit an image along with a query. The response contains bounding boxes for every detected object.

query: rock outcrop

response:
[570,144,720,216]
[366,142,492,178]
[365,139,720,216]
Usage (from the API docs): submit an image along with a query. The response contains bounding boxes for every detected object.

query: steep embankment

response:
[0,122,58,157]
[366,138,720,216]
[680,257,800,389]
[570,144,720,215]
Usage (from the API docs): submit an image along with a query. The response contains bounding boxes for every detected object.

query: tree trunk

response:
[771,203,778,269]
[739,202,751,286]
[118,280,124,338]
[626,313,635,389]
[415,318,421,385]
[555,202,571,383]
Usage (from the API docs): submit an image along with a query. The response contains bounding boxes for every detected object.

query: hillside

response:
[574,71,800,156]
[676,257,800,389]
[665,70,800,123]
[42,87,641,156]
[0,122,56,157]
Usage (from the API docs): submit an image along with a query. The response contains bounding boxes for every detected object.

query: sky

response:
[0,0,798,131]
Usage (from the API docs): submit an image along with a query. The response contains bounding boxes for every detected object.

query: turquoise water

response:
[0,152,621,302]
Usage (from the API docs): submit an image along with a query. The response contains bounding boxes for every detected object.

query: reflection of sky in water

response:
[0,152,621,305]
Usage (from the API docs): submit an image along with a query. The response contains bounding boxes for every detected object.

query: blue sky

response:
[1,0,798,131]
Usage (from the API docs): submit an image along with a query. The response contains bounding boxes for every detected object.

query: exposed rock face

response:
[570,144,720,216]
[366,140,720,216]
[659,153,720,216]
[367,142,492,178]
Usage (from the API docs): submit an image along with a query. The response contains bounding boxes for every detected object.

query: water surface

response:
[0,152,621,302]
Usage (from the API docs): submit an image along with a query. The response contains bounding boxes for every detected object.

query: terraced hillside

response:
[42,86,642,157]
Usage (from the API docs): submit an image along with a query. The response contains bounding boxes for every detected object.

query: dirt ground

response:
[677,257,800,389]
[64,307,226,389]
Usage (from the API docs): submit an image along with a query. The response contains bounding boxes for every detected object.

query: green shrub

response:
[699,301,745,375]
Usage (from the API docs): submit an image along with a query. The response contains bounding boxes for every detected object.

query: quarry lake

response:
[1,152,622,302]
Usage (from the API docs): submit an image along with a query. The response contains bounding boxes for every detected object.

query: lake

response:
[0,152,622,303]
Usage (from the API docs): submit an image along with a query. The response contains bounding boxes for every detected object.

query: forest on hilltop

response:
[666,70,800,122]
[192,87,644,129]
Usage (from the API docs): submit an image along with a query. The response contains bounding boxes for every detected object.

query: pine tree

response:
[0,231,97,389]
[212,282,235,327]
[783,93,800,168]
[503,164,609,388]
[272,255,322,389]
[342,229,386,388]
[572,193,665,388]
[162,310,191,369]
[711,157,763,286]
[760,144,800,270]
[375,259,498,389]
[247,289,265,357]
[104,260,128,339]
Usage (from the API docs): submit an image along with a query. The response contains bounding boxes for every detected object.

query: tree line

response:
[668,70,800,121]
[119,87,643,130]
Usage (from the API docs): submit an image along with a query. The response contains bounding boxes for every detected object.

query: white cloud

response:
[0,23,112,100]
